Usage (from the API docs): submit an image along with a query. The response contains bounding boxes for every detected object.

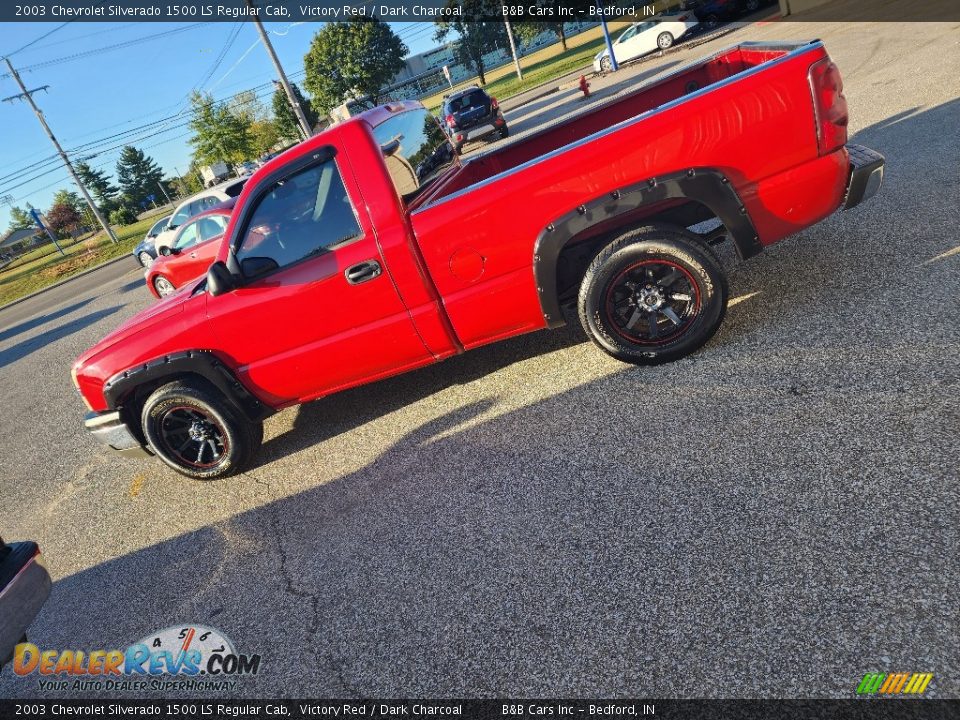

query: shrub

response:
[109,206,138,226]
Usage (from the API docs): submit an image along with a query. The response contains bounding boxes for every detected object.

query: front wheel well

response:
[117,372,221,445]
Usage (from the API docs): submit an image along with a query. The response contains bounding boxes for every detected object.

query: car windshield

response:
[149,217,169,236]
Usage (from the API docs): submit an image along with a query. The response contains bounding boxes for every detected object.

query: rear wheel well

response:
[553,201,726,314]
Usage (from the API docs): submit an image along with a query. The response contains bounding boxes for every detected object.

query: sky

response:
[0,20,441,230]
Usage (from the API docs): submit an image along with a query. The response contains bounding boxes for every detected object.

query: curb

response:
[0,253,137,314]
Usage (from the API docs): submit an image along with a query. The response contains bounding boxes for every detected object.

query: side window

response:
[236,160,361,273]
[197,216,227,241]
[170,205,192,228]
[173,222,200,250]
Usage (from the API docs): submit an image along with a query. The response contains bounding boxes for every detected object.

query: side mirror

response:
[158,245,179,257]
[240,256,279,280]
[206,261,239,296]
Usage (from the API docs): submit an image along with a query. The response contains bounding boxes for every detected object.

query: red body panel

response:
[146,236,221,297]
[74,41,856,415]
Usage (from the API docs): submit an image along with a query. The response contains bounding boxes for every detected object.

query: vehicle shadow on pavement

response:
[0,306,123,370]
[255,323,589,468]
[9,323,955,697]
[0,297,97,344]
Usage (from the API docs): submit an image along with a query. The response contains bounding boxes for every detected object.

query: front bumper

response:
[84,410,153,459]
[843,144,885,210]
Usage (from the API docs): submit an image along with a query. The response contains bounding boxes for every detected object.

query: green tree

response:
[75,161,119,210]
[434,1,507,86]
[272,83,319,142]
[303,19,408,113]
[249,119,281,158]
[229,89,267,125]
[7,206,35,232]
[188,91,254,167]
[512,5,569,52]
[115,146,164,208]
[51,189,83,213]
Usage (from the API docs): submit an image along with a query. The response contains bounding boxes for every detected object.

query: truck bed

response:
[419,42,812,205]
[409,40,850,350]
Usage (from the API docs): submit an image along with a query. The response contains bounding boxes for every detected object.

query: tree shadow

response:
[0,297,97,344]
[0,306,123,370]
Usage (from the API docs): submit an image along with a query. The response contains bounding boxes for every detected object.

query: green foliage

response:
[272,83,319,142]
[115,146,164,210]
[108,206,138,227]
[188,91,254,167]
[434,1,507,85]
[511,5,569,51]
[229,90,267,125]
[51,189,83,214]
[75,161,119,210]
[249,119,282,158]
[7,205,35,232]
[44,202,82,238]
[303,19,408,113]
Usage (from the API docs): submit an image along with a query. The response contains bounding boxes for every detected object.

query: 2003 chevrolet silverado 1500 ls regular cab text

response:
[73,41,884,479]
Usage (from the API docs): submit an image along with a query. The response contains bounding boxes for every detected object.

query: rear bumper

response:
[0,543,51,662]
[843,144,885,210]
[84,410,153,459]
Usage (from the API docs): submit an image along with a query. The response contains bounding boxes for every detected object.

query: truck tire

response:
[141,380,263,480]
[577,224,728,365]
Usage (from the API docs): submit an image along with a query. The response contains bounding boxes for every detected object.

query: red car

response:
[74,41,883,479]
[146,199,235,298]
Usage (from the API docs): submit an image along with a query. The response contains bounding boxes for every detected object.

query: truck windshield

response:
[371,109,456,203]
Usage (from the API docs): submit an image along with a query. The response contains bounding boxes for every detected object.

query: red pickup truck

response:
[73,40,883,479]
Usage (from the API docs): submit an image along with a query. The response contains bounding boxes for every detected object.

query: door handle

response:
[344,259,382,285]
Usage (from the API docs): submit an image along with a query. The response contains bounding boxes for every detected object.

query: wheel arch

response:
[533,167,760,327]
[105,350,273,443]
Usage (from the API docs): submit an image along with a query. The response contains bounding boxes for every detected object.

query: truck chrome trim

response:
[533,168,760,328]
[418,41,825,212]
[83,410,153,459]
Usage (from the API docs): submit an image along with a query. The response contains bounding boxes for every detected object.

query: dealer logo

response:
[13,624,261,681]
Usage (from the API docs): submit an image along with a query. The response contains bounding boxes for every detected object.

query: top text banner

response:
[1,0,957,23]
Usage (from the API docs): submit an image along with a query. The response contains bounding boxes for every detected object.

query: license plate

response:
[467,124,495,140]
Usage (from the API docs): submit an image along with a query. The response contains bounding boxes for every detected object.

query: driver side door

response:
[205,149,433,406]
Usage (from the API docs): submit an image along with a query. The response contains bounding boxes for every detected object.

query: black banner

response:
[0,700,958,719]
[1,0,959,23]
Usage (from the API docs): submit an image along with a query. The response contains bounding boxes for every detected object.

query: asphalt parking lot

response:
[1,21,957,699]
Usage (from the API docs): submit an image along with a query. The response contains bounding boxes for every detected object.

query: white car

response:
[593,14,700,73]
[153,177,248,252]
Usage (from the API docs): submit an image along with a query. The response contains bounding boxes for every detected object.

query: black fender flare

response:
[103,349,273,423]
[532,168,760,328]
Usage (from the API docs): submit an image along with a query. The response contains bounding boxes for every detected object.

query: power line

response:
[1,23,71,59]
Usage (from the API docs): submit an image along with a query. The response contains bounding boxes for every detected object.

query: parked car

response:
[689,0,749,27]
[594,13,699,72]
[132,214,172,269]
[200,162,230,188]
[152,178,248,253]
[442,86,508,153]
[0,536,51,670]
[73,41,883,480]
[147,200,235,299]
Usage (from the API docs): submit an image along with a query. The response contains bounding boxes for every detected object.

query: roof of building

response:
[0,227,42,249]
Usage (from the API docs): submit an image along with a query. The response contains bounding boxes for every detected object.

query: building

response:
[0,227,44,259]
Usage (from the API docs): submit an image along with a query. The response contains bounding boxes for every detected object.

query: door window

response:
[197,215,228,241]
[236,159,361,272]
[173,221,200,250]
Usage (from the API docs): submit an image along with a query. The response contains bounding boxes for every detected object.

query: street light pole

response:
[3,58,119,243]
[245,0,313,140]
[503,17,524,81]
[597,1,619,72]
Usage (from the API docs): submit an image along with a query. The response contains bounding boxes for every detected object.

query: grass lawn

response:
[0,211,166,307]
[421,20,636,113]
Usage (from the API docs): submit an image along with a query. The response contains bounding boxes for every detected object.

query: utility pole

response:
[503,17,524,81]
[246,0,312,140]
[3,59,119,243]
[157,181,173,205]
[597,1,619,72]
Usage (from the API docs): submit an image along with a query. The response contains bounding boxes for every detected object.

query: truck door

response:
[205,151,432,405]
